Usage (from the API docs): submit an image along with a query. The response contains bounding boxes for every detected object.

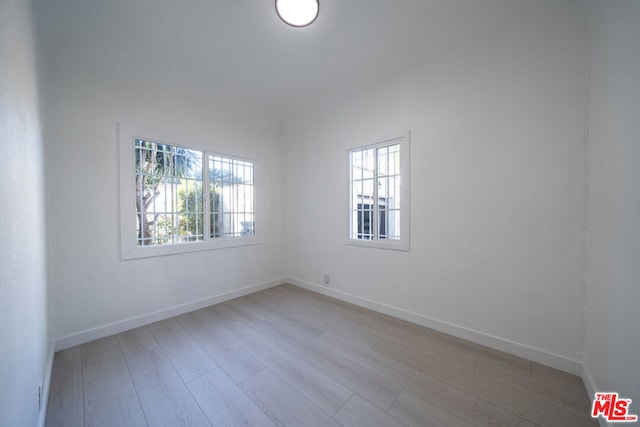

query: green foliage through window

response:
[134,139,255,246]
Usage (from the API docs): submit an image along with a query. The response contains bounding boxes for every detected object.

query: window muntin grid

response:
[350,142,401,241]
[377,144,401,240]
[133,139,255,247]
[209,156,255,238]
[135,139,203,246]
[120,124,263,259]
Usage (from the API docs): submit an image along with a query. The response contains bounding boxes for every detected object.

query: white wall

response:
[0,0,51,425]
[584,0,640,407]
[285,0,588,372]
[33,1,286,345]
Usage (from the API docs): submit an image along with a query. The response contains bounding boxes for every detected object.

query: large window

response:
[348,133,410,251]
[120,123,262,259]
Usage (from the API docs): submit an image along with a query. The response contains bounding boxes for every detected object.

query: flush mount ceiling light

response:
[275,0,319,28]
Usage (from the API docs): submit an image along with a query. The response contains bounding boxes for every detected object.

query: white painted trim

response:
[346,131,410,252]
[52,274,586,377]
[37,345,55,427]
[287,277,583,376]
[54,278,286,351]
[582,364,609,427]
[582,363,598,404]
[118,122,265,260]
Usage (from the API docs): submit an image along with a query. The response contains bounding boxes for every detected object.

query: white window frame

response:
[119,123,264,260]
[347,131,410,251]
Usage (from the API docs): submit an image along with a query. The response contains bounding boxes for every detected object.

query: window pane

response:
[378,145,389,178]
[349,141,402,243]
[134,139,203,246]
[177,181,203,242]
[357,203,373,239]
[209,155,254,238]
[377,143,400,240]
[378,207,387,239]
[351,151,362,180]
[362,148,375,179]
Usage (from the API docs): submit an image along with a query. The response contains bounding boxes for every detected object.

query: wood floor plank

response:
[240,368,342,427]
[290,285,530,374]
[280,284,367,314]
[81,336,147,427]
[474,347,532,376]
[149,318,217,383]
[176,311,265,383]
[351,313,479,370]
[389,389,474,427]
[187,368,276,427]
[217,317,354,416]
[117,326,159,359]
[373,336,477,378]
[206,304,357,414]
[297,340,403,412]
[124,347,210,426]
[367,335,593,426]
[316,331,535,426]
[531,362,588,394]
[269,285,327,315]
[53,346,82,364]
[45,351,83,427]
[262,286,381,347]
[475,356,592,416]
[280,286,480,370]
[259,287,383,348]
[333,394,404,427]
[238,293,325,341]
[215,300,403,412]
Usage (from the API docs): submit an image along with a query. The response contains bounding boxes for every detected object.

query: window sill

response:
[121,235,264,260]
[345,238,409,252]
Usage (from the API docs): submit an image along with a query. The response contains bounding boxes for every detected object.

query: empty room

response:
[1,0,638,426]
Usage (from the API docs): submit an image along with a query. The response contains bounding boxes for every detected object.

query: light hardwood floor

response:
[45,284,596,427]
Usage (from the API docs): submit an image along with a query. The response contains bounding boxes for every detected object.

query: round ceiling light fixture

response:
[275,0,319,28]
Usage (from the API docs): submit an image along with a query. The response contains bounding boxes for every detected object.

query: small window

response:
[348,133,410,251]
[120,123,262,259]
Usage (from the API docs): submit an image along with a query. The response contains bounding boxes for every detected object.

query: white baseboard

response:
[52,275,584,375]
[38,344,55,427]
[582,363,598,402]
[582,364,609,427]
[48,275,600,422]
[287,277,583,376]
[54,277,286,351]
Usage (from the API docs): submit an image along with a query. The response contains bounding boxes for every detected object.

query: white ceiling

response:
[35,0,536,116]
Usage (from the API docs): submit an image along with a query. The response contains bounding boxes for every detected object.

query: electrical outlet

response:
[38,381,44,410]
[323,274,330,285]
